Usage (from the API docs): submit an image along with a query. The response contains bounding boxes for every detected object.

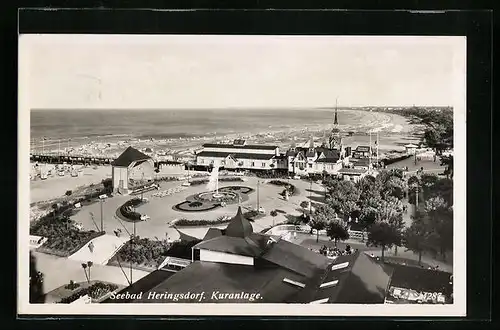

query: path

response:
[365,248,453,273]
[32,252,149,294]
[67,234,129,265]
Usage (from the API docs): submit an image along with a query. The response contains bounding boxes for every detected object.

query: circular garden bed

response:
[173,186,254,212]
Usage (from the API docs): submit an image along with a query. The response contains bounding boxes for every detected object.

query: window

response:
[309,298,329,304]
[251,162,255,167]
[320,280,339,288]
[199,159,204,164]
[283,278,305,288]
[221,160,225,165]
[308,164,313,168]
[331,262,349,271]
[261,162,266,167]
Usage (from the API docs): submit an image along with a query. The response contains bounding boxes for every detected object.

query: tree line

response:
[308,168,452,264]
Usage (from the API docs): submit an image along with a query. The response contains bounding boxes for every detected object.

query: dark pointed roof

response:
[202,228,223,241]
[225,207,253,238]
[111,146,151,167]
[174,227,199,242]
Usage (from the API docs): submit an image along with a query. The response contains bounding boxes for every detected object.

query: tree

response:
[382,176,405,200]
[87,261,93,282]
[358,205,379,229]
[440,155,453,179]
[270,210,278,226]
[51,203,59,220]
[403,211,431,265]
[81,263,89,283]
[310,216,327,243]
[367,222,402,261]
[425,197,453,261]
[309,205,333,243]
[29,252,44,303]
[300,201,309,217]
[326,221,350,247]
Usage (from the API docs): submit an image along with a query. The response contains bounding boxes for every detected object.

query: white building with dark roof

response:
[110,207,394,304]
[195,139,282,171]
[111,146,155,194]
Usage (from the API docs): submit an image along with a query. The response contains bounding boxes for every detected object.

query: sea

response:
[30,109,409,142]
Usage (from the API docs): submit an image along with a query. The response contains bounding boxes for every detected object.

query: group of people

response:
[318,244,355,258]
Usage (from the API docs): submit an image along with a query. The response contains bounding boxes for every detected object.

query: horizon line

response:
[31,105,453,111]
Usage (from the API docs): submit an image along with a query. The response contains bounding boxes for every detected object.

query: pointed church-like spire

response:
[334,97,339,125]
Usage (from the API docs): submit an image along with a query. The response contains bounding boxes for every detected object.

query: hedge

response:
[58,282,118,303]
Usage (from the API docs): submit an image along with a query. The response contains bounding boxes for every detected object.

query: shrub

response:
[58,282,118,303]
[188,201,203,207]
[172,217,236,227]
[116,237,171,267]
[64,280,80,290]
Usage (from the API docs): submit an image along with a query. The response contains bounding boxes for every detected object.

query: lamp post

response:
[257,180,260,211]
[309,179,312,214]
[100,198,104,232]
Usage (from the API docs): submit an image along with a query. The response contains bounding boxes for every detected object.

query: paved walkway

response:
[67,234,129,265]
[365,248,453,273]
[33,252,149,294]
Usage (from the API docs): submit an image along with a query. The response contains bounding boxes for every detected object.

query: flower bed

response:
[31,214,105,257]
[113,236,171,268]
[171,215,239,227]
[119,198,145,222]
[58,282,119,303]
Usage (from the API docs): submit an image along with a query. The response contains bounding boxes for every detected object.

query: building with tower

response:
[286,102,347,176]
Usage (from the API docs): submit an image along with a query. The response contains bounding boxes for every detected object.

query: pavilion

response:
[111,146,155,194]
[113,207,393,304]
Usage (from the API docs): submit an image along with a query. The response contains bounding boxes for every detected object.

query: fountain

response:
[173,165,255,212]
[206,165,224,199]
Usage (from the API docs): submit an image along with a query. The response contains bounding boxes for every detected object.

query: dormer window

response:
[320,280,339,288]
[283,278,306,288]
[309,298,329,304]
[331,262,349,271]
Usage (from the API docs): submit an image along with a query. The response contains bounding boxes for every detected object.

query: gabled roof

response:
[261,239,331,278]
[202,228,223,241]
[202,143,277,150]
[296,251,393,304]
[111,146,151,167]
[196,151,275,160]
[306,150,316,158]
[225,207,253,238]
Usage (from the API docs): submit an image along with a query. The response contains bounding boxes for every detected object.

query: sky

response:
[20,35,466,110]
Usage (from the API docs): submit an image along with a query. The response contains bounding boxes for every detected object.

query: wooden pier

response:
[30,153,114,165]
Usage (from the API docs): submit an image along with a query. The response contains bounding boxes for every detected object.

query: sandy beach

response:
[29,110,418,208]
[30,165,112,204]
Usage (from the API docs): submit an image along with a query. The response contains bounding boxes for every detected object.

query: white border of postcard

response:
[18,35,466,316]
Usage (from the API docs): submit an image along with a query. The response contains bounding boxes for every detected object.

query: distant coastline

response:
[30,108,423,160]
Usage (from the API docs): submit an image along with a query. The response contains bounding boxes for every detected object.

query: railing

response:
[264,224,368,241]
